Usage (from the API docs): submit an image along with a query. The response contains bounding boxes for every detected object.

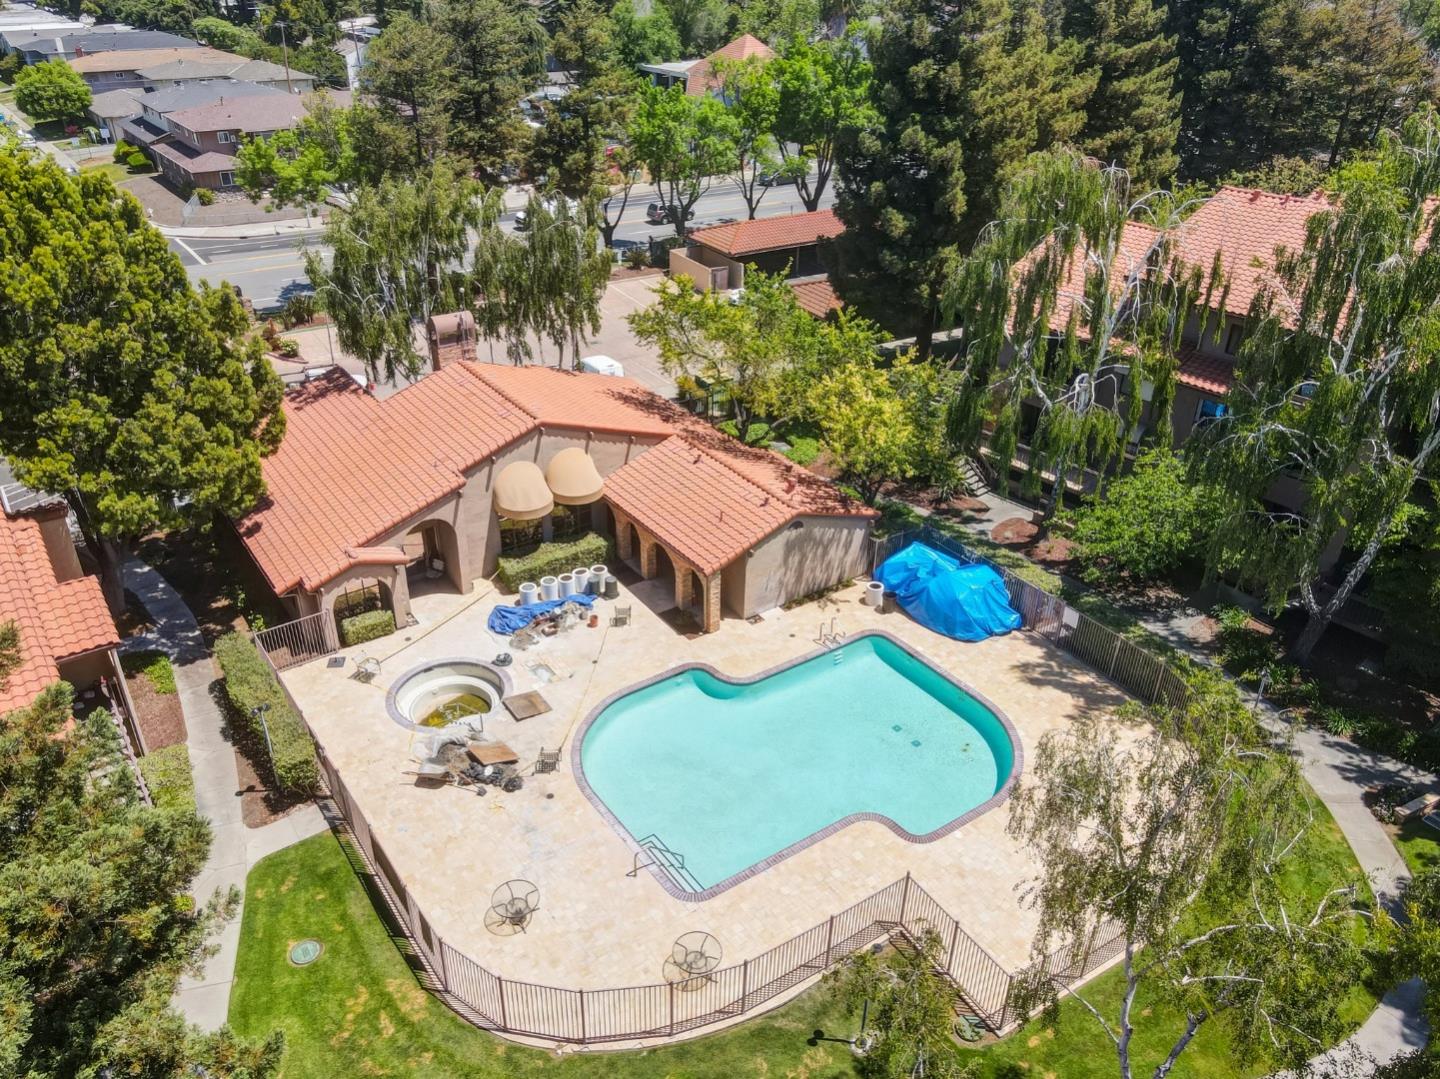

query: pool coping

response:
[385,656,517,732]
[568,629,1025,903]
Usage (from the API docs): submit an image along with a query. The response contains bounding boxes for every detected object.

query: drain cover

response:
[911,739,921,747]
[288,939,323,966]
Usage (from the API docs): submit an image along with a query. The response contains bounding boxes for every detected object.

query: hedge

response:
[139,744,196,812]
[497,532,613,591]
[340,609,395,647]
[214,632,320,793]
[121,649,177,694]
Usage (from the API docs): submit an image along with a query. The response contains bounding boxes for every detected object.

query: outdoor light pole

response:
[252,702,276,781]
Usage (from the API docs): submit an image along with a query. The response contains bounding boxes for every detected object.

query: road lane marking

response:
[173,238,207,266]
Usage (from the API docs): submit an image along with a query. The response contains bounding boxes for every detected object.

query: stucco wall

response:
[59,649,113,691]
[735,514,872,616]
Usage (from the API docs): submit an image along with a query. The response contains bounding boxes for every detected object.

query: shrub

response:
[623,246,649,270]
[214,632,319,793]
[126,151,149,170]
[121,649,177,694]
[281,292,317,328]
[339,609,395,647]
[1213,604,1281,682]
[194,187,215,206]
[138,744,196,812]
[717,419,772,446]
[497,532,613,591]
[260,320,282,348]
[112,139,135,163]
[275,338,300,358]
[784,436,821,466]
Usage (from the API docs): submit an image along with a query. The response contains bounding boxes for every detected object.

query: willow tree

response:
[305,159,500,384]
[1189,110,1440,662]
[945,151,1219,520]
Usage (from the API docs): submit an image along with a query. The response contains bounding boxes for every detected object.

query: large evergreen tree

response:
[826,0,1093,358]
[1065,0,1181,188]
[359,14,456,168]
[0,149,284,602]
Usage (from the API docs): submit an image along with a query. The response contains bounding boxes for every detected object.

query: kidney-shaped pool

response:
[574,632,1021,900]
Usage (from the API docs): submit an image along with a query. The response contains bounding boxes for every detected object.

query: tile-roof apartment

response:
[639,33,774,97]
[68,45,314,94]
[235,326,876,640]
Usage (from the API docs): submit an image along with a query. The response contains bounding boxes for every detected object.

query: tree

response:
[826,0,1093,357]
[1069,449,1217,584]
[1064,0,1181,188]
[736,0,822,44]
[235,128,336,220]
[1369,496,1440,686]
[714,55,781,218]
[1189,110,1440,662]
[1168,0,1306,178]
[667,0,732,53]
[945,151,1215,521]
[629,267,883,429]
[305,160,497,383]
[611,0,683,67]
[13,59,91,122]
[629,83,737,238]
[431,0,548,182]
[1223,153,1334,194]
[1008,676,1369,1079]
[359,14,455,168]
[191,15,265,54]
[0,677,285,1078]
[0,149,284,602]
[1371,867,1440,1078]
[828,931,976,1079]
[770,36,873,213]
[1290,0,1436,168]
[811,353,937,504]
[597,146,644,248]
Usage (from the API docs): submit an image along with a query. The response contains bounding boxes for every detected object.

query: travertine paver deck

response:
[281,580,1129,991]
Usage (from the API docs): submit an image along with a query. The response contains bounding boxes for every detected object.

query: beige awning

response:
[494,461,554,520]
[545,447,604,505]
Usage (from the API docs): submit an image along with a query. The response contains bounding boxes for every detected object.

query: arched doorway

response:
[404,520,462,596]
[652,543,677,593]
[685,568,705,623]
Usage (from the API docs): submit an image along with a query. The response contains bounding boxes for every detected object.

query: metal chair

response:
[610,604,632,628]
[533,749,561,775]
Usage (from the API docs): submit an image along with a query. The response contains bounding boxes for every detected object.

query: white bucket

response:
[571,567,591,595]
[540,575,560,601]
[558,573,576,598]
[865,581,886,607]
[519,581,540,606]
[589,564,608,593]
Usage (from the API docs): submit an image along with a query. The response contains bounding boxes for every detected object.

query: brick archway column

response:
[701,571,722,633]
[674,560,696,612]
[637,531,659,579]
[612,507,635,562]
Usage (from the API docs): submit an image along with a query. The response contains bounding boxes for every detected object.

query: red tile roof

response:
[237,363,873,595]
[789,276,843,318]
[690,209,842,259]
[0,513,118,712]
[685,34,775,96]
[1176,346,1235,396]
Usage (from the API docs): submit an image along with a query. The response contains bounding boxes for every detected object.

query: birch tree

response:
[1188,109,1440,662]
[945,150,1219,520]
[1008,676,1369,1079]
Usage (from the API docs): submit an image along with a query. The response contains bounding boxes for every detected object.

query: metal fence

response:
[874,526,1191,714]
[254,610,336,670]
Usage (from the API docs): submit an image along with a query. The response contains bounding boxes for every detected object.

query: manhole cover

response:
[289,939,323,966]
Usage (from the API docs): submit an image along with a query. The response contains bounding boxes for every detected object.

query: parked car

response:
[645,202,694,225]
[757,170,794,188]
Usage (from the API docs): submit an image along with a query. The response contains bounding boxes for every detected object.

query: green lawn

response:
[234,801,1377,1079]
[1391,816,1440,876]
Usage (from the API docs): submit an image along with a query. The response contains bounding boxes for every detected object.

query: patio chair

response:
[610,604,632,628]
[533,749,560,775]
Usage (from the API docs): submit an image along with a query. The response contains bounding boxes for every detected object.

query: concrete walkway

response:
[121,558,328,1029]
[937,490,1432,1071]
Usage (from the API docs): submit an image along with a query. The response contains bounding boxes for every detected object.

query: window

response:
[1224,322,1246,355]
[1194,399,1229,428]
[549,505,584,541]
[218,171,236,187]
[498,517,543,554]
[217,130,235,143]
[112,71,128,80]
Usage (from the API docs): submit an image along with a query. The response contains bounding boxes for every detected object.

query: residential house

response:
[670,208,846,316]
[127,87,310,189]
[234,325,877,638]
[86,86,145,140]
[68,45,314,94]
[0,480,140,755]
[2,28,198,65]
[333,16,379,90]
[638,33,774,96]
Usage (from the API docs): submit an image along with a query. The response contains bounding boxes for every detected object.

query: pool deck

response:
[281,578,1130,994]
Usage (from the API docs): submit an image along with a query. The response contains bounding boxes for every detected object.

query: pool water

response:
[578,634,1016,895]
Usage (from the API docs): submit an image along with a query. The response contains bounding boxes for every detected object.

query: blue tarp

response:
[487,593,596,635]
[874,542,1022,642]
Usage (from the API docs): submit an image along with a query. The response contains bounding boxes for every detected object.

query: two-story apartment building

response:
[638,33,774,96]
[1,27,197,65]
[68,45,314,94]
[123,87,310,189]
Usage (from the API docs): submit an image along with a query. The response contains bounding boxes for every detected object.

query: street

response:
[169,178,837,309]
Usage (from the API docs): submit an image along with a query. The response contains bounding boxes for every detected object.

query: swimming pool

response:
[575,632,1020,900]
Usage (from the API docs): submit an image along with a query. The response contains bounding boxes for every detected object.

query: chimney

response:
[73,43,84,57]
[425,311,477,371]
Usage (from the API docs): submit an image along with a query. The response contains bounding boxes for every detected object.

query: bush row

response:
[139,743,196,812]
[340,609,395,647]
[496,532,613,591]
[214,632,320,793]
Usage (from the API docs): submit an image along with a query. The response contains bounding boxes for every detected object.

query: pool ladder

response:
[817,616,847,647]
[629,833,704,892]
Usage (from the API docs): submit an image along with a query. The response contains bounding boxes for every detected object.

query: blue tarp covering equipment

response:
[488,593,596,635]
[874,542,1022,642]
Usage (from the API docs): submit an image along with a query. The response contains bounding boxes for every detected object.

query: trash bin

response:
[882,590,897,614]
[865,581,885,607]
[602,575,619,600]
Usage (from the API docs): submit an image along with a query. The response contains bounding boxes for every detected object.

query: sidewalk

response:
[121,558,328,1030]
[935,489,1432,1070]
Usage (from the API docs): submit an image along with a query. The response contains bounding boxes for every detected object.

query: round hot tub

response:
[385,658,514,732]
